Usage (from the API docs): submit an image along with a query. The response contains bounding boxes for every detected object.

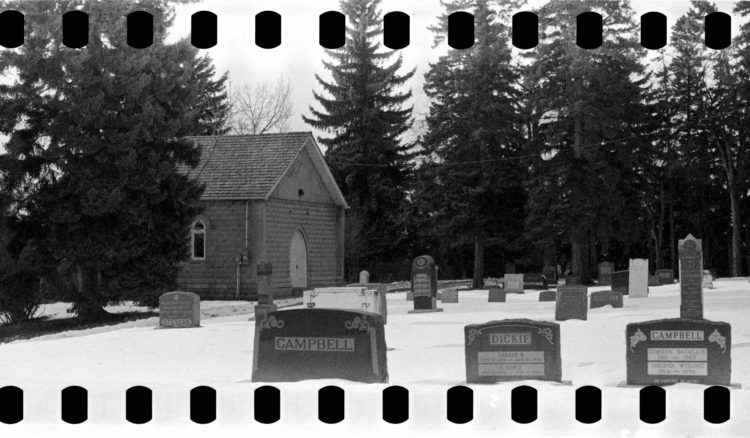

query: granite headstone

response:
[543,265,558,286]
[598,261,614,285]
[589,290,623,309]
[628,259,649,298]
[678,235,703,319]
[359,270,370,284]
[612,270,629,295]
[655,269,674,285]
[538,291,557,302]
[488,286,506,303]
[503,274,524,294]
[441,288,459,303]
[159,291,200,328]
[555,285,588,321]
[410,255,442,313]
[523,273,548,290]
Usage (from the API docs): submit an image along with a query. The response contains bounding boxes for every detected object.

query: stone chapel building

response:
[177,132,347,299]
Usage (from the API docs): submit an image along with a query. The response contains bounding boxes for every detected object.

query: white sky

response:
[168,0,743,142]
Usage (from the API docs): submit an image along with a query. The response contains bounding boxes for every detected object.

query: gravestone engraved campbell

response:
[555,285,588,321]
[159,291,200,328]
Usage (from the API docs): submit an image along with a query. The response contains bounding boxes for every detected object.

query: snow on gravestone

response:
[612,270,629,295]
[538,291,557,302]
[503,274,524,294]
[589,290,623,309]
[464,319,562,383]
[304,287,385,322]
[598,261,614,286]
[656,268,674,285]
[523,273,547,290]
[348,282,388,324]
[409,255,442,313]
[626,319,731,386]
[628,259,649,298]
[252,308,388,383]
[679,234,703,319]
[555,285,588,321]
[488,285,506,303]
[159,291,200,328]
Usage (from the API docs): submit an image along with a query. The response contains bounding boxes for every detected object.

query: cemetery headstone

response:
[565,274,581,285]
[598,261,614,285]
[464,319,562,383]
[538,291,557,302]
[409,255,442,313]
[255,262,276,320]
[523,273,548,290]
[612,270,629,295]
[655,269,674,285]
[542,265,558,287]
[307,287,386,323]
[252,308,388,383]
[505,262,516,274]
[359,270,370,284]
[503,274,524,294]
[702,270,714,289]
[555,285,588,321]
[159,291,200,328]
[626,318,731,386]
[628,259,649,298]
[678,234,703,319]
[348,282,388,324]
[590,290,623,309]
[648,275,660,287]
[406,291,413,301]
[488,286,506,303]
[441,288,459,303]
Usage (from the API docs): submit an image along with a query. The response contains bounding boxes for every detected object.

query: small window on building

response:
[192,221,206,260]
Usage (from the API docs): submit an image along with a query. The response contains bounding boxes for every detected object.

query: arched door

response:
[289,230,308,289]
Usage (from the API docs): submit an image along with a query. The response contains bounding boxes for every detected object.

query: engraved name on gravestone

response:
[504,274,524,294]
[252,308,388,383]
[488,285,506,303]
[655,269,674,285]
[629,259,649,298]
[159,291,200,328]
[523,273,548,290]
[679,235,703,319]
[590,290,623,309]
[598,261,614,285]
[542,265,558,286]
[555,285,588,321]
[626,319,731,386]
[409,255,442,313]
[612,270,629,295]
[538,291,557,302]
[464,319,562,383]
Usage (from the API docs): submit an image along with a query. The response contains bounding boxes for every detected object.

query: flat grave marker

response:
[555,285,588,321]
[538,291,557,302]
[409,255,442,313]
[252,308,388,383]
[159,291,200,328]
[464,319,562,383]
[590,290,623,309]
[612,270,629,295]
[629,259,649,298]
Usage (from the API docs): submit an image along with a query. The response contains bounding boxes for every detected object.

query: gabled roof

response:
[183,132,347,207]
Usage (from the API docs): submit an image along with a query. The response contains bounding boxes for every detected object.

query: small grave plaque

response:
[612,270,629,295]
[410,255,442,313]
[503,274,524,294]
[648,275,660,286]
[656,269,674,285]
[626,318,731,386]
[252,308,388,383]
[442,288,459,303]
[543,265,558,285]
[590,290,623,309]
[598,261,614,285]
[523,273,548,290]
[629,259,649,298]
[538,291,557,302]
[555,285,588,321]
[679,235,703,319]
[159,291,200,328]
[359,270,370,283]
[465,319,562,383]
[488,286,506,303]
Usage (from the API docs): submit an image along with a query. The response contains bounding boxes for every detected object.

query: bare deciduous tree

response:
[227,77,293,135]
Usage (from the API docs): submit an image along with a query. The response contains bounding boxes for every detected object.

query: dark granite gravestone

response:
[505,262,516,274]
[441,288,459,303]
[159,291,200,328]
[347,282,388,324]
[648,275,660,287]
[252,308,388,383]
[255,262,276,320]
[679,235,703,319]
[589,290,623,309]
[409,255,442,313]
[655,269,674,285]
[488,286,506,303]
[565,275,581,285]
[542,265,558,286]
[464,319,562,383]
[626,318,731,386]
[555,285,588,321]
[598,261,614,285]
[538,291,557,302]
[612,270,629,295]
[523,273,548,290]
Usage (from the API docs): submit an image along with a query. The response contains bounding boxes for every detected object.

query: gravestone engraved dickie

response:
[488,285,506,303]
[159,291,200,328]
[464,319,562,383]
[359,270,370,284]
[542,265,558,286]
[523,273,548,290]
[441,288,459,303]
[538,291,557,302]
[656,269,674,285]
[628,259,649,298]
[409,255,442,313]
[612,270,629,295]
[679,234,703,319]
[598,261,614,285]
[555,285,588,321]
[626,318,731,386]
[252,308,388,383]
[503,274,524,294]
[348,282,388,324]
[590,290,623,309]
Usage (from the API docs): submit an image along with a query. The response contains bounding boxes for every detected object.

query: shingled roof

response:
[182,132,346,206]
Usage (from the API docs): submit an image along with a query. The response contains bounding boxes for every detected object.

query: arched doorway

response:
[289,230,308,291]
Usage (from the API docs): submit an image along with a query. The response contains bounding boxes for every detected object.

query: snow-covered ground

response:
[1,279,749,437]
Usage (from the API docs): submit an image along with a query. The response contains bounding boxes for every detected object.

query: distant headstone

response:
[348,282,388,324]
[555,285,588,321]
[702,270,714,289]
[612,270,629,295]
[523,273,547,290]
[628,259,649,298]
[503,274,524,294]
[409,255,442,313]
[488,286,506,303]
[308,287,386,324]
[464,319,562,383]
[359,270,370,284]
[406,291,413,301]
[626,318,731,386]
[542,265,558,286]
[648,275,660,287]
[590,290,623,309]
[505,262,516,274]
[252,309,388,383]
[538,291,557,302]
[442,288,459,303]
[598,261,614,285]
[255,262,276,320]
[159,291,200,328]
[678,235,703,319]
[655,269,674,285]
[565,275,581,285]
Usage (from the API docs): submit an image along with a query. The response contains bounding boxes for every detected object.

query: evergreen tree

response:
[0,0,229,319]
[303,0,415,279]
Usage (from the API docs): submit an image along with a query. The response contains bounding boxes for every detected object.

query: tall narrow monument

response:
[678,234,703,319]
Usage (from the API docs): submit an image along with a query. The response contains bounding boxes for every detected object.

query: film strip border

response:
[0,9,736,50]
[0,384,732,424]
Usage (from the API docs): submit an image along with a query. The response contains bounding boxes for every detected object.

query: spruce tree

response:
[303,0,415,279]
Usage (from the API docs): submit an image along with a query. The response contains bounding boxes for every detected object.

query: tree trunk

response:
[473,236,485,289]
[75,264,109,321]
[727,173,742,277]
[669,201,676,274]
